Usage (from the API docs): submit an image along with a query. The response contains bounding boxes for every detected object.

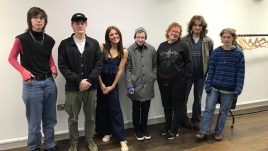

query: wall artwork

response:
[236,34,268,50]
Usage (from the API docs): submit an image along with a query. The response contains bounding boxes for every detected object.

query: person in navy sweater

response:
[196,28,245,141]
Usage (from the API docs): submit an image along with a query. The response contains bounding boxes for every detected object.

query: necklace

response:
[30,31,44,46]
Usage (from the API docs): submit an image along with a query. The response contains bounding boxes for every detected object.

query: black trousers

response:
[132,100,151,132]
[157,76,187,133]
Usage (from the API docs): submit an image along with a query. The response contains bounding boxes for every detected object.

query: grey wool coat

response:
[125,42,157,101]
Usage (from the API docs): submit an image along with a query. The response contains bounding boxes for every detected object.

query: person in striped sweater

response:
[196,28,245,141]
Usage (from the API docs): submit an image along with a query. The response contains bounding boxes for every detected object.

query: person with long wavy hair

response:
[96,26,129,151]
[181,15,214,130]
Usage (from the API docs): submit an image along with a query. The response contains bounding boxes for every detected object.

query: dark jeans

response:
[182,76,205,125]
[132,100,151,132]
[157,76,187,132]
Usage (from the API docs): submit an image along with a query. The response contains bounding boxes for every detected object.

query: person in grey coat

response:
[125,27,157,141]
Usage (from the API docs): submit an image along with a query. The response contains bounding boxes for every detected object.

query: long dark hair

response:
[187,15,208,38]
[103,26,124,60]
[26,7,48,32]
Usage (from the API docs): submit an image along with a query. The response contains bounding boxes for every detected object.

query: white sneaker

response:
[120,141,128,151]
[102,134,112,143]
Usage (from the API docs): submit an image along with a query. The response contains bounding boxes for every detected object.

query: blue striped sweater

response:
[205,46,245,95]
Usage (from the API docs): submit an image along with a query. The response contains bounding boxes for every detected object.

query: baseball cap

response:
[71,13,87,22]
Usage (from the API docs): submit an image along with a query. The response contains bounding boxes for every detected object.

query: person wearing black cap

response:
[125,27,157,141]
[8,7,59,151]
[58,13,103,151]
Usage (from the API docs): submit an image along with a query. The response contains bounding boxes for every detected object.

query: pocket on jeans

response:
[22,81,37,99]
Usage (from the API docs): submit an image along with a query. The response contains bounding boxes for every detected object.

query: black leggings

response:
[157,76,187,132]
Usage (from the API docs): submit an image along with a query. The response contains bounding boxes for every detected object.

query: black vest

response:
[17,32,55,76]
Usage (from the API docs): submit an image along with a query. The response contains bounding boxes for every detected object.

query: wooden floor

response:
[4,110,268,151]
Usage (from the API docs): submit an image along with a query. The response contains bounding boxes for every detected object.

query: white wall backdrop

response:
[1,0,268,149]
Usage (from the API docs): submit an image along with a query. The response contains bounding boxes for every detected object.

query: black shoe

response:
[166,131,179,140]
[135,130,144,141]
[142,129,151,140]
[159,127,169,136]
[44,146,59,151]
[32,148,41,151]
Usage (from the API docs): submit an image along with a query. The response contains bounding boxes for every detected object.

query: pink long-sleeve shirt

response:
[8,38,57,81]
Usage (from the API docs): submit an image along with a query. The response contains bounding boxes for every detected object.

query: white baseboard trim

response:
[0,129,84,150]
[1,99,267,150]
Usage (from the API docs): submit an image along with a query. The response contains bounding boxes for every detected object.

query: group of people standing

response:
[8,6,245,151]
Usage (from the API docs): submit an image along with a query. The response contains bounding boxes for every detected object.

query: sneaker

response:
[196,131,208,140]
[142,129,151,140]
[88,139,98,151]
[135,130,145,141]
[68,145,77,151]
[31,148,41,151]
[159,127,169,136]
[166,131,179,140]
[120,141,129,151]
[102,134,112,143]
[214,132,223,141]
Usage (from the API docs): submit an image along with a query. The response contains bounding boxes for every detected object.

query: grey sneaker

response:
[88,139,98,151]
[214,132,223,141]
[196,132,208,140]
[68,145,77,151]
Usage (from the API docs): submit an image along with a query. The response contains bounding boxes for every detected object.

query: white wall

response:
[1,0,268,149]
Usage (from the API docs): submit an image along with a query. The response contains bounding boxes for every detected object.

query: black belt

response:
[31,73,52,81]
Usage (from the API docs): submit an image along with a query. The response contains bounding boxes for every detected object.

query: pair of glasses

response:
[170,30,180,34]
